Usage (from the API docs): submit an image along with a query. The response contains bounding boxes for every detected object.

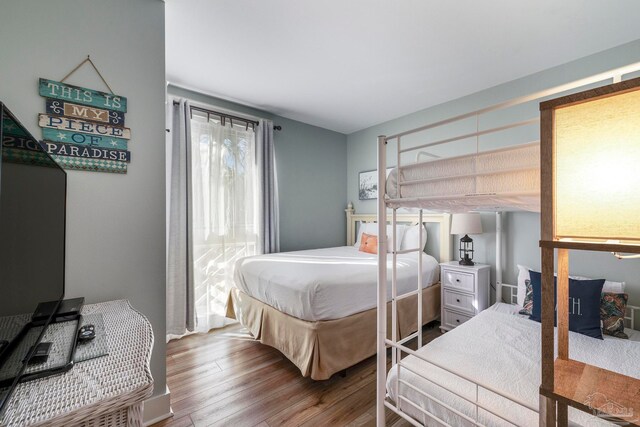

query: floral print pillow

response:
[519,279,533,315]
[601,292,628,339]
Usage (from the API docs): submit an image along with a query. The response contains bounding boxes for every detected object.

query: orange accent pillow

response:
[359,233,378,254]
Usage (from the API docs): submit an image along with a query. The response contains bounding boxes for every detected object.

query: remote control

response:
[78,324,96,343]
[22,342,52,364]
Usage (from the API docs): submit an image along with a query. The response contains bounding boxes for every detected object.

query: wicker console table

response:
[0,300,154,427]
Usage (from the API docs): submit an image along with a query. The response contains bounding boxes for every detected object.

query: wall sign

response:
[45,99,125,126]
[41,128,128,150]
[38,56,131,174]
[39,114,131,139]
[39,78,127,112]
[41,142,131,162]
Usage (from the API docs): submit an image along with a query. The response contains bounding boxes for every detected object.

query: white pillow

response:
[354,221,367,247]
[354,223,406,253]
[400,224,428,251]
[603,281,626,293]
[516,264,625,307]
[516,265,532,307]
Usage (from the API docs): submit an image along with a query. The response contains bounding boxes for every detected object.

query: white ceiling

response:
[166,0,640,134]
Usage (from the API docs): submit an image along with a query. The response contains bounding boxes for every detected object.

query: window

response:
[190,113,258,331]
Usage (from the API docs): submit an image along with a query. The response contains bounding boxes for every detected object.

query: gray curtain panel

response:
[256,119,280,254]
[166,99,196,337]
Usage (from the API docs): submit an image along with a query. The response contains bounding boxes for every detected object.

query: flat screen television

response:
[0,102,67,413]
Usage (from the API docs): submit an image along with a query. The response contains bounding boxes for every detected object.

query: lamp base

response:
[458,234,475,266]
[458,257,475,266]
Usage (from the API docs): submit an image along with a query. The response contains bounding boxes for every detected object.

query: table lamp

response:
[451,213,483,266]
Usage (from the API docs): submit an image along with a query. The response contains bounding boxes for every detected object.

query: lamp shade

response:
[554,88,640,243]
[450,213,483,235]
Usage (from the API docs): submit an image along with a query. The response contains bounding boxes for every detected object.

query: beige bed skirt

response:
[226,284,441,380]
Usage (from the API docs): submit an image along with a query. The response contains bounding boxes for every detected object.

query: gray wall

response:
[167,85,348,251]
[347,39,640,304]
[0,0,167,397]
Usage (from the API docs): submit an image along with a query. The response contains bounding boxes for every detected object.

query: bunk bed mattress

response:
[233,246,439,321]
[387,304,640,427]
[386,142,540,212]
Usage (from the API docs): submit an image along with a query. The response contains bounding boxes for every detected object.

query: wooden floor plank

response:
[189,362,304,426]
[214,344,281,371]
[171,359,292,420]
[298,379,378,427]
[154,322,441,427]
[166,323,248,356]
[208,374,331,427]
[266,357,377,426]
[169,352,283,401]
[167,338,252,376]
[151,414,194,427]
[346,410,375,427]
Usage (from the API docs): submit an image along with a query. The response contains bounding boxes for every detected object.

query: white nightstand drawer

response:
[442,270,475,293]
[440,262,490,332]
[443,289,476,315]
[443,309,473,329]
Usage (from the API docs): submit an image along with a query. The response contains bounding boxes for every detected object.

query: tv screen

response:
[0,103,66,410]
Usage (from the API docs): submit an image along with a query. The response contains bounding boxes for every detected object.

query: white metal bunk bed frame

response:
[376,61,640,427]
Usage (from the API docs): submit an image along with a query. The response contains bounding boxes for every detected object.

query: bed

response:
[225,209,451,380]
[386,302,640,427]
[376,63,640,426]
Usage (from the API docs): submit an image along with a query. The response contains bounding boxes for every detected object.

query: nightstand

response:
[440,261,490,332]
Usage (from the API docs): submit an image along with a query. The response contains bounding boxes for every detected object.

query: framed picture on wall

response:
[359,167,394,200]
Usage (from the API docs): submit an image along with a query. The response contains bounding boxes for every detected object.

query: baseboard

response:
[143,386,172,426]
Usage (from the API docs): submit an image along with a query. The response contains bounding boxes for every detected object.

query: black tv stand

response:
[32,297,84,323]
[0,298,84,397]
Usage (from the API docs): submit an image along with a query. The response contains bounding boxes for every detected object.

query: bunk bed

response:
[376,62,640,427]
[384,288,640,426]
[226,207,451,380]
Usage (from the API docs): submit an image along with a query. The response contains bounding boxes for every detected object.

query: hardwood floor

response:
[153,322,442,427]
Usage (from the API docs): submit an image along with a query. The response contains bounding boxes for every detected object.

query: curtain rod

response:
[172,101,282,131]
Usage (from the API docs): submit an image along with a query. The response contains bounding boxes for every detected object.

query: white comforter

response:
[387,304,640,427]
[233,246,439,321]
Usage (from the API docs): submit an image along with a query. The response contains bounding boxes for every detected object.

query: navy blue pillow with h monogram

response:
[529,270,605,340]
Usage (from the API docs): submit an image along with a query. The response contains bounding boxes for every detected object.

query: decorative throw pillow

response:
[518,279,534,315]
[516,265,534,307]
[355,223,406,254]
[601,292,629,339]
[517,265,625,306]
[529,270,605,340]
[359,233,378,254]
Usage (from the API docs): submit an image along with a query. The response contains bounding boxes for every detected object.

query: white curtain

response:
[190,116,259,332]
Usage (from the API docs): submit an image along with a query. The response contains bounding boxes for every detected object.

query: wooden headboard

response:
[345,204,452,263]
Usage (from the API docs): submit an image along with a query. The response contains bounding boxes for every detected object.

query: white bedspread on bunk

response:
[233,246,439,322]
[386,142,540,212]
[387,304,640,427]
